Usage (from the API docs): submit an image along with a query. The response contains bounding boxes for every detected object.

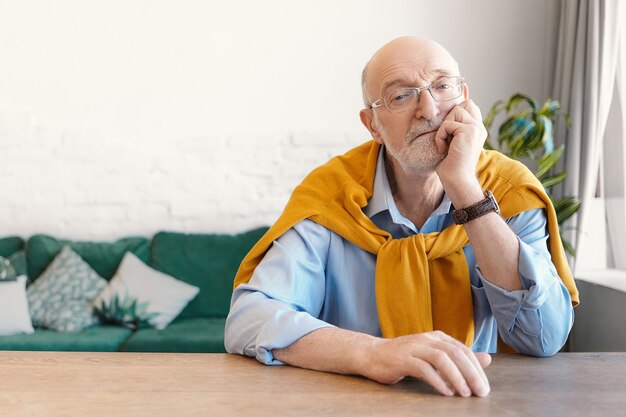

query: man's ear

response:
[463,83,469,100]
[360,109,383,144]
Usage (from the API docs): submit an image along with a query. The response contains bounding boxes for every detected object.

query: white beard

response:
[377,118,447,175]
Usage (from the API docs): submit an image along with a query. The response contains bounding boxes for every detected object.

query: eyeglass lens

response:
[384,77,463,112]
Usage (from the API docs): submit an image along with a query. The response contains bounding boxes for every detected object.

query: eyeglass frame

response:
[366,76,466,112]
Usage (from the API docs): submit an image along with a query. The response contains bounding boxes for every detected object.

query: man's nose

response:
[413,89,438,120]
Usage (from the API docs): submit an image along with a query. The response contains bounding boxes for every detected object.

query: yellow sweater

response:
[234,141,579,346]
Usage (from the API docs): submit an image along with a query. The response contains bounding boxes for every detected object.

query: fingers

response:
[409,332,490,397]
[430,343,490,397]
[476,352,492,368]
[436,332,491,387]
[368,331,491,397]
[408,359,456,397]
[443,104,476,126]
[457,99,483,122]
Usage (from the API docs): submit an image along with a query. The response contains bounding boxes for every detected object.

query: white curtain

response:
[552,0,622,270]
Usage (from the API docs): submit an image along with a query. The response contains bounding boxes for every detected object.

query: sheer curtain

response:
[604,29,626,269]
[552,0,623,270]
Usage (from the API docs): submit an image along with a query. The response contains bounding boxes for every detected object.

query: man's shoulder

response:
[292,140,379,209]
[478,149,540,188]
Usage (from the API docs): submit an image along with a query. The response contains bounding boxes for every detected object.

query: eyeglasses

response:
[367,76,465,113]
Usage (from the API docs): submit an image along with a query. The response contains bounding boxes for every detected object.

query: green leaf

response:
[542,172,568,188]
[535,145,565,178]
[538,115,554,153]
[483,100,503,131]
[555,198,581,224]
[497,115,522,147]
[561,236,576,257]
[505,93,537,113]
[539,99,560,116]
[564,112,572,129]
[508,121,536,158]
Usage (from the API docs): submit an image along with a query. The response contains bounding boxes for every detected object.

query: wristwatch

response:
[451,189,500,225]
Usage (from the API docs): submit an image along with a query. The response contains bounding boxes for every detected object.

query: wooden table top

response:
[0,351,624,417]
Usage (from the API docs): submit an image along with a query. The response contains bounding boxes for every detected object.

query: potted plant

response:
[483,93,580,256]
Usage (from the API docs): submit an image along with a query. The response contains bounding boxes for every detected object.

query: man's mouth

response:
[408,130,438,144]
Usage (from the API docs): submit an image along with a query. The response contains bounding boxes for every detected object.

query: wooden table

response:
[0,352,624,416]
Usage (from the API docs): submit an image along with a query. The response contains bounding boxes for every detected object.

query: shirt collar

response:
[363,146,452,221]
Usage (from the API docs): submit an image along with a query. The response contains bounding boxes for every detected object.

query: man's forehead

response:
[377,64,457,90]
[365,37,459,93]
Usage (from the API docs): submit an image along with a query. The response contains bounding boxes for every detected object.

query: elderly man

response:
[225,36,579,397]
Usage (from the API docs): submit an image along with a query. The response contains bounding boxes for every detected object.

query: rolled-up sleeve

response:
[225,220,334,365]
[477,209,575,356]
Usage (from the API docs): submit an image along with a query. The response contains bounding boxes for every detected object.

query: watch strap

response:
[451,189,500,225]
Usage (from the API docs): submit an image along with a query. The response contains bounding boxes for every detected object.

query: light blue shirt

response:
[225,147,575,365]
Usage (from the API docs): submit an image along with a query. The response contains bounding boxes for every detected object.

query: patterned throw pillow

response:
[26,245,107,332]
[93,252,199,330]
[0,256,17,281]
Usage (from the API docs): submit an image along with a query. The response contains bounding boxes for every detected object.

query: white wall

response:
[0,0,559,239]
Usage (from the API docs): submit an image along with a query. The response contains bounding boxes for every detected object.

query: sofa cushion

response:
[27,246,107,332]
[0,236,24,258]
[0,325,133,352]
[26,234,150,281]
[93,252,199,330]
[0,276,35,336]
[8,251,28,278]
[120,317,227,353]
[150,227,268,319]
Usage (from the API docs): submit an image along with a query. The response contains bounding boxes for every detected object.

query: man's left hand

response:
[434,99,487,193]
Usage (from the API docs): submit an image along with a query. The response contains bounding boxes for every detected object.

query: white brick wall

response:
[0,0,560,240]
[0,113,365,239]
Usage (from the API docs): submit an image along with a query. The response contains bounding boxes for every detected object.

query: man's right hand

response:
[273,327,491,397]
[361,330,491,397]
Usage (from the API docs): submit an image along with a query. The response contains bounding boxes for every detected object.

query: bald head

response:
[361,36,460,106]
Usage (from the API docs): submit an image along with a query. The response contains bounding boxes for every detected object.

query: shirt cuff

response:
[254,309,335,365]
[477,236,560,333]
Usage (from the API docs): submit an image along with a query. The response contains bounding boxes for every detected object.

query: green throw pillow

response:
[26,235,150,282]
[9,251,28,279]
[0,236,24,258]
[26,245,108,332]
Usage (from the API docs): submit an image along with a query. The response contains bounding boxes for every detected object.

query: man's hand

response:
[274,327,491,398]
[361,330,491,397]
[434,99,487,205]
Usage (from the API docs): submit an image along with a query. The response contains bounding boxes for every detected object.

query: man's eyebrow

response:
[381,69,457,92]
[381,79,406,92]
[429,68,456,77]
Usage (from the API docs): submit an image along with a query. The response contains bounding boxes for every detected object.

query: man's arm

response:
[476,209,574,355]
[435,99,522,292]
[273,327,491,397]
[435,100,574,356]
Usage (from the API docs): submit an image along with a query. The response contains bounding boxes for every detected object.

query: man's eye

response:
[390,90,413,102]
[435,83,452,90]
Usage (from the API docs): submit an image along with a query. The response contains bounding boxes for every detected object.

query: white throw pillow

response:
[92,252,199,330]
[0,275,35,336]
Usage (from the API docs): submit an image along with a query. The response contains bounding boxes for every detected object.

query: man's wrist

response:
[353,335,387,379]
[442,177,484,209]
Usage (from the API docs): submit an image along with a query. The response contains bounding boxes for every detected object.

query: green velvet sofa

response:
[0,228,267,352]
